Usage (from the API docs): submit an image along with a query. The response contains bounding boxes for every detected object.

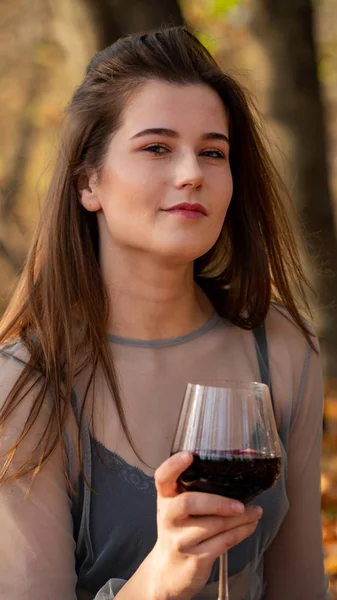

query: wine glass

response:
[171,381,282,600]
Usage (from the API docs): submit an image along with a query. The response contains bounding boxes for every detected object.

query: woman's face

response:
[82,80,233,264]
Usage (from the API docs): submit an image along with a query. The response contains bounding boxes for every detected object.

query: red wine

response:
[177,450,282,504]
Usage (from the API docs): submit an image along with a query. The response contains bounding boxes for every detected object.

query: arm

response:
[0,351,77,599]
[0,349,134,600]
[263,344,330,599]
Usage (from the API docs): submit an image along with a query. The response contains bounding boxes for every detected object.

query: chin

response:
[156,240,217,264]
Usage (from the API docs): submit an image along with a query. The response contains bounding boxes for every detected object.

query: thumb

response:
[155,451,193,499]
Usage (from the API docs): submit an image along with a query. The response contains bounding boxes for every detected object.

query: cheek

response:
[98,173,135,216]
[99,164,162,212]
[98,180,155,238]
[214,172,233,213]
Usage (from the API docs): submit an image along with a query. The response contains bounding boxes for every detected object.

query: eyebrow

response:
[130,127,230,145]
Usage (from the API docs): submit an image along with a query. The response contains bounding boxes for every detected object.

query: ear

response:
[78,170,101,212]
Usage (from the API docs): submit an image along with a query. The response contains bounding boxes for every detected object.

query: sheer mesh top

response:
[0,305,329,599]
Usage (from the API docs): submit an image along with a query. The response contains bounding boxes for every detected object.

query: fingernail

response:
[179,451,191,463]
[231,501,244,514]
[252,506,263,518]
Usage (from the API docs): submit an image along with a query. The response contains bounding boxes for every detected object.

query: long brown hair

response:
[0,27,314,485]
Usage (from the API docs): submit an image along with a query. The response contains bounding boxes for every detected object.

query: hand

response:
[146,451,263,600]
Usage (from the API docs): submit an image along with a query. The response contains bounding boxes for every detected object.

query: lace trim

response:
[91,437,156,496]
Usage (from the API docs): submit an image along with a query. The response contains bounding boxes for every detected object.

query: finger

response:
[170,491,245,521]
[176,507,263,549]
[196,520,259,558]
[155,452,193,498]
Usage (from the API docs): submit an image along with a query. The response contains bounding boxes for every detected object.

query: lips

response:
[165,202,208,215]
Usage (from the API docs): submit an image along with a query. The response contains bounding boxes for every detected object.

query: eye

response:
[142,144,169,156]
[201,149,226,159]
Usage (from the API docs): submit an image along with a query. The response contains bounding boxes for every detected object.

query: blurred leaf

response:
[196,31,220,55]
[212,0,240,16]
[318,56,337,85]
[323,507,337,520]
[33,41,64,69]
[325,555,337,575]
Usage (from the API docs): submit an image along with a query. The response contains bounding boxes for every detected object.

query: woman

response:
[0,27,328,599]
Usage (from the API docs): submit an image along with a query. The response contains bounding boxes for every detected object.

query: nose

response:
[174,151,204,190]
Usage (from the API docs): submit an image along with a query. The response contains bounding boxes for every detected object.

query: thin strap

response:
[67,390,94,562]
[253,324,274,409]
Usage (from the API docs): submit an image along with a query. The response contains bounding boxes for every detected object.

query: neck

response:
[101,250,213,340]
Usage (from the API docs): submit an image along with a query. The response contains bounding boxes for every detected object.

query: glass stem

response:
[218,553,229,600]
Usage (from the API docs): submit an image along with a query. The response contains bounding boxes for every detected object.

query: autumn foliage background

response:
[1,0,337,594]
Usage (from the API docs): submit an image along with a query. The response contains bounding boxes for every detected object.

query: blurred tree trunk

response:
[251,0,337,378]
[85,0,185,48]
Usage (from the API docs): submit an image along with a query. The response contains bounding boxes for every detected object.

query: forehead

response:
[119,80,229,133]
